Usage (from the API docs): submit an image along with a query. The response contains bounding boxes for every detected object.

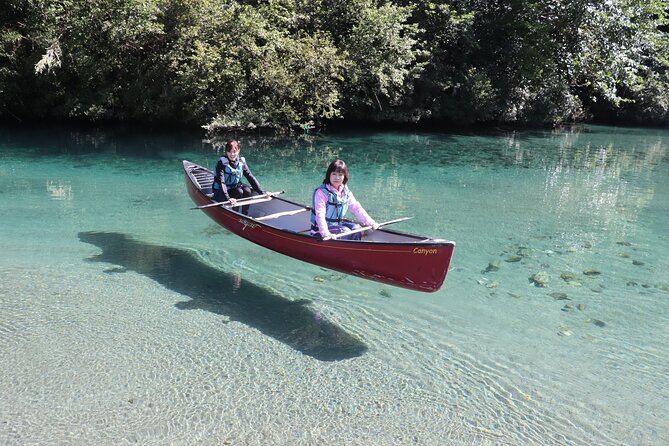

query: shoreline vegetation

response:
[2,1,668,134]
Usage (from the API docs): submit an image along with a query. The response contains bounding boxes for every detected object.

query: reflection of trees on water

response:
[503,129,666,241]
[46,180,72,201]
[204,134,342,175]
[206,127,667,230]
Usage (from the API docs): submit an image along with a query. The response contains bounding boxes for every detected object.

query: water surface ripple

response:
[1,124,667,445]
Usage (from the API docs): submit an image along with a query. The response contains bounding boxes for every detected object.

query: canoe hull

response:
[184,161,455,292]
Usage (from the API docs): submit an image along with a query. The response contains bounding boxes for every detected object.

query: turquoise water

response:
[1,124,667,445]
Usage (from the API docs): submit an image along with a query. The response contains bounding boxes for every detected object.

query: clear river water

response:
[0,124,667,445]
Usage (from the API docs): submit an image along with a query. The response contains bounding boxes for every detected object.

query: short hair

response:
[225,140,240,153]
[323,159,349,185]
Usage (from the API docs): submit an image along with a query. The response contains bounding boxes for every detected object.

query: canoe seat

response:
[192,168,214,195]
[256,208,310,221]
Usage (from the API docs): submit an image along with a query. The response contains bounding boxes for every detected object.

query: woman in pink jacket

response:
[310,159,379,240]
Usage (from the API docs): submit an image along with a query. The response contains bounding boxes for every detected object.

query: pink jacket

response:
[313,184,376,237]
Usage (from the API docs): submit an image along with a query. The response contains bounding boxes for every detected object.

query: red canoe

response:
[184,160,455,292]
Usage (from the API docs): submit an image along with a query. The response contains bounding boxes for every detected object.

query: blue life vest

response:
[310,184,350,231]
[213,156,246,190]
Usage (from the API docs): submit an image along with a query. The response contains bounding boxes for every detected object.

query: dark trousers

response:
[228,184,255,214]
[328,221,362,240]
[213,183,257,214]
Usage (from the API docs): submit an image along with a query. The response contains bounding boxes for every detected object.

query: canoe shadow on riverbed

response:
[78,231,367,362]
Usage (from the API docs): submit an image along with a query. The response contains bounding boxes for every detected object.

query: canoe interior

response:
[187,162,446,244]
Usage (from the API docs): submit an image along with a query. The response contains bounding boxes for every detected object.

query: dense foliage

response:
[2,0,668,129]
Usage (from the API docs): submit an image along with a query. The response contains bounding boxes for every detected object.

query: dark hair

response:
[323,159,349,185]
[225,140,240,153]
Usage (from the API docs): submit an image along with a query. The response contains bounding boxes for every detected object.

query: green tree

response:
[169,0,346,129]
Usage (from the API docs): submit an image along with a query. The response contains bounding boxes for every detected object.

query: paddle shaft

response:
[328,217,413,240]
[192,191,283,209]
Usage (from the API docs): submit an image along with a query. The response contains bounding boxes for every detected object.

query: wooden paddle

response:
[192,191,284,210]
[327,217,413,240]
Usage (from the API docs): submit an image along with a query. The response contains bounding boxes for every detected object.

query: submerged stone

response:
[583,269,601,276]
[483,260,500,273]
[557,327,573,337]
[549,292,570,300]
[560,272,576,281]
[632,260,645,266]
[590,319,606,328]
[530,271,550,287]
[505,255,523,263]
[577,304,586,311]
[616,241,632,246]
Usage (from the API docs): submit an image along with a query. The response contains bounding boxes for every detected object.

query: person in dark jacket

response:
[212,140,264,214]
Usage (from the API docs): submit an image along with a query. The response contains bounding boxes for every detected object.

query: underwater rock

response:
[103,266,127,274]
[560,272,576,281]
[530,271,550,287]
[632,260,645,266]
[577,304,586,311]
[314,273,344,282]
[566,281,582,287]
[379,289,392,298]
[656,284,669,292]
[617,252,630,258]
[583,269,601,276]
[583,241,592,249]
[627,281,638,286]
[505,255,523,263]
[517,247,530,257]
[561,304,573,312]
[549,292,570,300]
[590,319,606,328]
[477,278,498,288]
[557,327,573,337]
[483,260,500,273]
[616,241,632,246]
[204,226,226,236]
